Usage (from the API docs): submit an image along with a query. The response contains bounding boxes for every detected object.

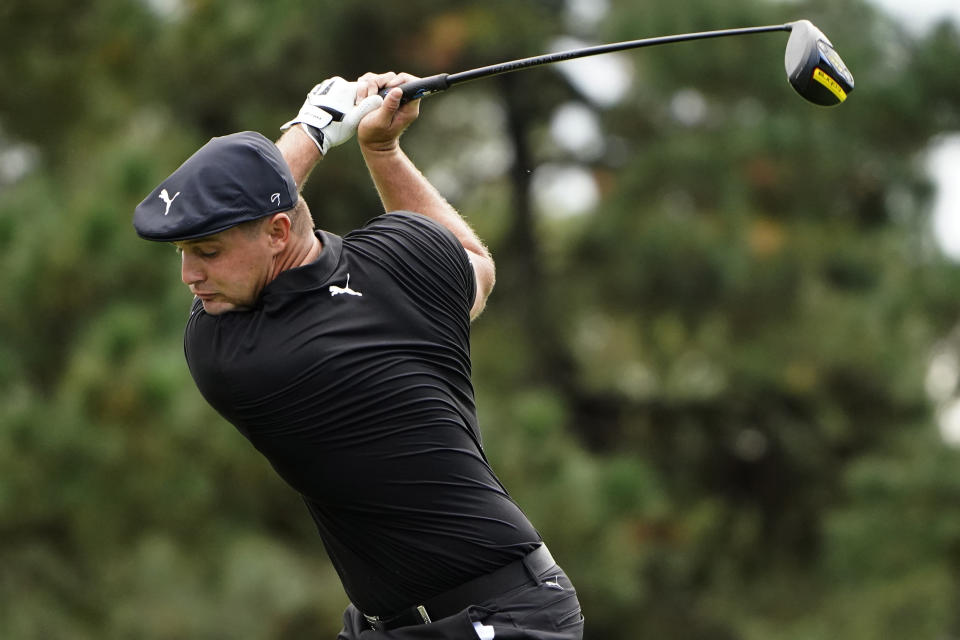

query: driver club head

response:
[785,20,855,106]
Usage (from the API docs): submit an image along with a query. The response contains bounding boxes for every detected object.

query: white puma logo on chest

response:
[329,274,362,297]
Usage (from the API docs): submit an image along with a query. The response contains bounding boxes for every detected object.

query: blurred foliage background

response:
[3,0,960,638]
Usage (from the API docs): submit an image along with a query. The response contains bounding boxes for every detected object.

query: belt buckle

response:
[416,605,432,624]
[364,605,432,631]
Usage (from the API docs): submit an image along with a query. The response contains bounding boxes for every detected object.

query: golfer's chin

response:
[196,295,248,315]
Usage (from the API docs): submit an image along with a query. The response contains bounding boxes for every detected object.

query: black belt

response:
[363,544,556,632]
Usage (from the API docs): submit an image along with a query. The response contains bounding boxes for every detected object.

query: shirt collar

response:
[261,229,343,300]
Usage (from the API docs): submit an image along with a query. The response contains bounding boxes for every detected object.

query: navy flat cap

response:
[134,131,299,242]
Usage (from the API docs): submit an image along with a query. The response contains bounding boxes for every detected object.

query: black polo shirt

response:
[183,212,540,615]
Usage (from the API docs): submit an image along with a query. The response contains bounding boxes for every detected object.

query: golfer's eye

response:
[175,246,218,258]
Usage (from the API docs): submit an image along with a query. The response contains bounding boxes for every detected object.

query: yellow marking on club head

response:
[813,68,847,103]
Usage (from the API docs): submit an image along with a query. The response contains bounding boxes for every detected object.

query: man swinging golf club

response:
[133,72,583,639]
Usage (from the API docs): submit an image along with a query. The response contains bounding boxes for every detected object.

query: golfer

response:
[133,72,583,639]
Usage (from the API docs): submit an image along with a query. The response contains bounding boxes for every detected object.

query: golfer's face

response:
[174,225,273,315]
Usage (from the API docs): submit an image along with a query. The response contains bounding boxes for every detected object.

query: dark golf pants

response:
[336,560,584,639]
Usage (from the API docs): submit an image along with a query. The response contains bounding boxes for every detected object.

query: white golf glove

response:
[281,76,383,155]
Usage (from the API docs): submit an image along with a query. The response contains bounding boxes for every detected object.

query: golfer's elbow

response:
[469,251,496,320]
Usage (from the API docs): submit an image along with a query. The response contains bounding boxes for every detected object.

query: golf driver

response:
[382,19,854,107]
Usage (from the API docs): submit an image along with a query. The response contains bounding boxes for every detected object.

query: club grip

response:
[378,74,451,104]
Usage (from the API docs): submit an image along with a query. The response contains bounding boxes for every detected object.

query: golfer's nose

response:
[181,253,204,285]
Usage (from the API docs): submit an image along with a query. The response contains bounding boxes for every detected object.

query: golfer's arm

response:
[275,126,321,190]
[361,145,495,320]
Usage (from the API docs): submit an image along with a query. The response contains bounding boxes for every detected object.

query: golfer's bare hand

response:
[355,72,421,153]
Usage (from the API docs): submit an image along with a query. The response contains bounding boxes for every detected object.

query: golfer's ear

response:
[266,213,292,249]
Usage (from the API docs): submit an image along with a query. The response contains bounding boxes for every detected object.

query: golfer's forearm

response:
[276,126,321,190]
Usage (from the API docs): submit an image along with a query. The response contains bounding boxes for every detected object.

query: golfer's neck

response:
[273,233,322,278]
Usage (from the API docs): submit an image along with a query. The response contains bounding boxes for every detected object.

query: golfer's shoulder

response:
[349,211,464,254]
[359,210,449,234]
[345,211,473,288]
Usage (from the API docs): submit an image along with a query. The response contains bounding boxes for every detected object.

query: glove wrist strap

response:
[299,123,326,155]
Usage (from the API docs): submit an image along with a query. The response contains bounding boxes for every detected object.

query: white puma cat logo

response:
[159,189,180,216]
[329,274,362,297]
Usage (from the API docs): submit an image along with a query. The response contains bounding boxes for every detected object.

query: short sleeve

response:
[343,211,477,319]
